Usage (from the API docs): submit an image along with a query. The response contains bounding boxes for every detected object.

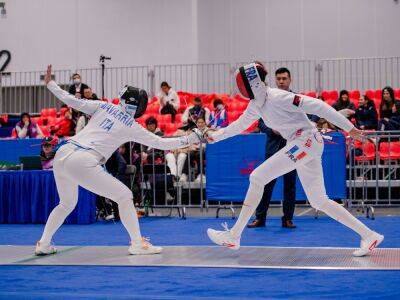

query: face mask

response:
[217,104,224,110]
[73,79,81,85]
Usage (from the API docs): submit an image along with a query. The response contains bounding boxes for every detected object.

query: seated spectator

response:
[157,81,180,122]
[378,86,400,131]
[83,87,99,100]
[40,136,57,170]
[332,90,355,120]
[68,73,89,99]
[182,97,210,130]
[209,98,228,129]
[15,112,44,139]
[165,127,189,179]
[179,117,208,183]
[50,109,75,137]
[141,116,165,164]
[355,95,378,130]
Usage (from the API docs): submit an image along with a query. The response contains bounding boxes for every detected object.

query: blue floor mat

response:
[0,216,399,299]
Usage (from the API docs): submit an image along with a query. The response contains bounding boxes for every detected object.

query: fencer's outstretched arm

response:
[44,65,101,115]
[130,121,199,151]
[288,94,355,132]
[46,81,102,115]
[209,104,259,142]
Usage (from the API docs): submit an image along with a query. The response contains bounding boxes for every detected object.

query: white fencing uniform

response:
[211,87,373,239]
[39,81,197,245]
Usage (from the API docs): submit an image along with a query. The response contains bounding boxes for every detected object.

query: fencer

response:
[35,65,201,256]
[206,62,384,257]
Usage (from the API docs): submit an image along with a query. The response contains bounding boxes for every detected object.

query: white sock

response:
[118,199,142,244]
[39,203,74,245]
[231,181,264,237]
[318,200,372,238]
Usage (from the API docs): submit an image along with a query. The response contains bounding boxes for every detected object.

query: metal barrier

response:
[77,66,150,100]
[347,131,400,218]
[153,63,232,95]
[1,56,399,114]
[137,141,206,218]
[0,69,72,114]
[320,57,400,92]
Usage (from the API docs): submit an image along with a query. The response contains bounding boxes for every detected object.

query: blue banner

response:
[206,132,346,202]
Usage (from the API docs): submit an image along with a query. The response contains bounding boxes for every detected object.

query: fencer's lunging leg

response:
[39,145,79,245]
[39,161,78,245]
[230,148,300,237]
[297,158,373,238]
[62,151,143,244]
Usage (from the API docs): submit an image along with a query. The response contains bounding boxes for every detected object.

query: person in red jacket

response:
[50,109,74,137]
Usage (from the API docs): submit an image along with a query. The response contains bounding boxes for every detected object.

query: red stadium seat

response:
[11,128,17,138]
[374,89,382,101]
[47,108,57,117]
[47,117,56,126]
[41,108,49,117]
[380,142,400,161]
[394,89,400,99]
[349,90,360,103]
[305,91,317,98]
[328,90,339,102]
[354,141,376,162]
[320,90,330,101]
[175,114,182,125]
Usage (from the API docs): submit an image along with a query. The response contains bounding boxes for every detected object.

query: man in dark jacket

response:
[247,67,297,229]
[68,73,89,98]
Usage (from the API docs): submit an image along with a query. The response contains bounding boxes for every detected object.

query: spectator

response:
[75,87,98,133]
[165,127,188,179]
[209,98,228,129]
[68,73,89,99]
[182,97,210,129]
[141,116,165,164]
[157,82,180,122]
[332,90,356,120]
[83,87,99,100]
[40,136,57,170]
[179,117,208,183]
[15,112,44,139]
[378,86,400,131]
[50,109,74,137]
[355,95,378,130]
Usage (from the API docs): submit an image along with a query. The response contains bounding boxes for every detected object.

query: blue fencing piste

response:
[206,132,346,202]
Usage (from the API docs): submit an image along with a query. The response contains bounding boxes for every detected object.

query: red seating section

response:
[380,142,400,161]
[31,87,399,139]
[354,140,376,162]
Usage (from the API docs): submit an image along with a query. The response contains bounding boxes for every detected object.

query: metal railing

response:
[1,56,399,114]
[347,131,400,217]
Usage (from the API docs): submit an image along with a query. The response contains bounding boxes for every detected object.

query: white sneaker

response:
[352,231,384,257]
[207,223,240,250]
[179,174,187,183]
[128,237,163,255]
[195,174,206,183]
[35,241,57,256]
[105,213,115,221]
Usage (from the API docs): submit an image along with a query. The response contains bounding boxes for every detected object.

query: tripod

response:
[99,54,111,99]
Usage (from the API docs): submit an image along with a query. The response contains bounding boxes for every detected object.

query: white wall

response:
[197,0,400,63]
[1,0,198,71]
[1,0,400,71]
